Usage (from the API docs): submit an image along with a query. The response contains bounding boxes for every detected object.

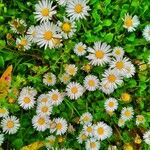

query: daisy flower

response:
[0,107,9,118]
[85,138,100,150]
[86,41,111,66]
[43,72,56,86]
[0,133,4,146]
[74,42,87,56]
[1,116,20,134]
[77,131,88,144]
[66,82,84,100]
[9,18,27,34]
[26,25,39,43]
[83,75,99,91]
[58,18,76,39]
[16,36,31,50]
[34,0,56,22]
[124,62,136,78]
[37,94,50,103]
[54,118,68,135]
[80,112,93,125]
[18,92,35,110]
[99,81,115,95]
[118,118,125,127]
[121,93,131,103]
[36,22,62,49]
[36,102,52,116]
[109,57,131,75]
[121,107,134,121]
[143,25,150,42]
[101,69,123,91]
[49,89,64,106]
[112,46,124,59]
[123,13,140,32]
[60,73,71,84]
[56,0,69,6]
[104,98,118,112]
[32,114,49,131]
[45,135,56,149]
[136,115,145,126]
[65,64,78,76]
[66,0,90,20]
[83,123,94,137]
[94,122,112,140]
[20,86,37,97]
[143,130,150,145]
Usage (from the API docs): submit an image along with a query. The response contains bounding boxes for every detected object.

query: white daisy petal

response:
[86,41,112,66]
[123,13,140,32]
[143,25,150,42]
[1,116,20,134]
[34,0,56,22]
[66,0,90,20]
[66,82,84,100]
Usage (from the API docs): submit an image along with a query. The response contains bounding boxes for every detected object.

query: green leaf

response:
[0,56,4,68]
[104,33,114,43]
[103,19,112,26]
[12,139,24,149]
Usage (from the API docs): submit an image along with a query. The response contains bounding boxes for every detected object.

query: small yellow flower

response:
[139,64,147,71]
[58,136,65,143]
[134,134,142,144]
[82,64,92,73]
[121,93,131,103]
[123,144,133,150]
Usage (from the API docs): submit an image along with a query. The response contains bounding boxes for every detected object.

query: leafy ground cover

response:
[0,0,150,149]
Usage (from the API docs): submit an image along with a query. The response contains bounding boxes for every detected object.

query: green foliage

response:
[0,0,150,149]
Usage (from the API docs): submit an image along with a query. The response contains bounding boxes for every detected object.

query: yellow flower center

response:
[41,98,48,103]
[63,75,70,82]
[38,118,45,125]
[95,50,104,59]
[86,126,92,133]
[121,93,131,102]
[81,134,87,140]
[68,67,76,75]
[7,120,14,128]
[77,46,84,52]
[88,80,95,87]
[124,145,133,150]
[62,22,71,33]
[115,49,121,55]
[108,74,117,83]
[74,4,83,13]
[90,142,96,148]
[47,76,52,83]
[20,39,27,46]
[124,110,131,117]
[108,101,115,107]
[32,31,36,37]
[56,123,62,130]
[44,31,53,40]
[97,127,104,135]
[116,61,124,69]
[137,116,144,122]
[124,17,133,27]
[41,106,48,113]
[0,108,6,114]
[71,87,78,94]
[83,116,89,122]
[51,94,58,101]
[23,97,31,104]
[41,8,49,16]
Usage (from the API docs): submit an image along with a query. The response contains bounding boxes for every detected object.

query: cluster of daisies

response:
[9,0,90,50]
[9,0,150,52]
[4,0,150,149]
[77,112,112,149]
